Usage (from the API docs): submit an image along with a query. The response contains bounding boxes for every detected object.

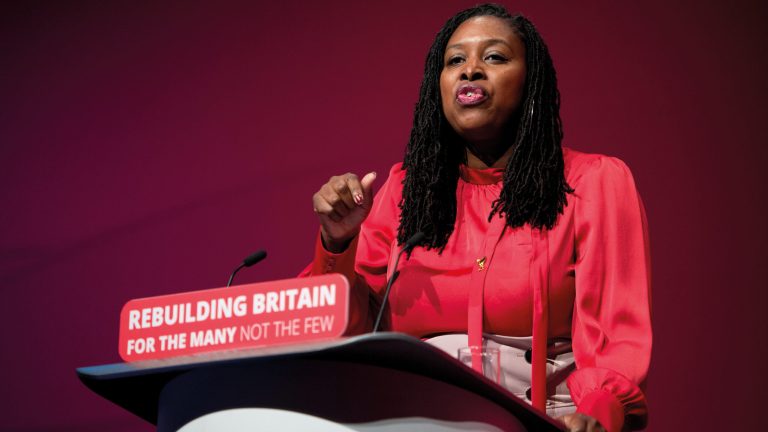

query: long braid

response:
[399,4,572,251]
[490,16,573,228]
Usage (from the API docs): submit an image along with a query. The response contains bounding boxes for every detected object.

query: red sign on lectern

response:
[118,274,349,362]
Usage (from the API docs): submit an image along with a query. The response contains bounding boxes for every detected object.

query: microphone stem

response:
[371,232,424,333]
[373,252,404,333]
[227,263,245,288]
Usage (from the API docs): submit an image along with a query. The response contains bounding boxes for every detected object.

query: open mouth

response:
[456,85,488,106]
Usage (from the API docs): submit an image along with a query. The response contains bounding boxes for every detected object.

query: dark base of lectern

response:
[78,333,564,431]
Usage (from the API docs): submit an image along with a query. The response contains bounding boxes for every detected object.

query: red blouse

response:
[301,147,652,431]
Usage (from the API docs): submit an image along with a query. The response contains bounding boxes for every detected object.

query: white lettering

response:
[128,310,140,330]
[320,284,335,306]
[297,288,312,309]
[189,327,237,347]
[152,307,163,327]
[158,333,187,351]
[253,293,265,314]
[141,308,151,328]
[266,292,279,312]
[240,322,271,341]
[184,302,196,323]
[248,286,338,316]
[196,300,210,322]
[285,288,298,309]
[127,337,155,355]
[304,315,335,334]
[273,319,300,337]
[233,295,247,316]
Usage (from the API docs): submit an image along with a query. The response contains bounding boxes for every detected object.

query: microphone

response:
[372,232,425,333]
[403,231,426,250]
[227,250,267,287]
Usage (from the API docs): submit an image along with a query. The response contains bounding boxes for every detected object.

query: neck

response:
[464,125,518,169]
[465,141,514,169]
[460,119,519,169]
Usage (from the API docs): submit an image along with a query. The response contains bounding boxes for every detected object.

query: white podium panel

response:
[179,408,506,432]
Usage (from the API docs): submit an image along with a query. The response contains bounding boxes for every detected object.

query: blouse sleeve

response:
[566,156,652,432]
[298,164,403,334]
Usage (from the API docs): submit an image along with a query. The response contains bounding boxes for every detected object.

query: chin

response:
[453,125,503,143]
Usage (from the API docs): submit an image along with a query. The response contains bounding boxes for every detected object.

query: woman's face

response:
[439,16,526,144]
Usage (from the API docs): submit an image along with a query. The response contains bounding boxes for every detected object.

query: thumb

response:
[360,171,377,206]
[361,171,377,191]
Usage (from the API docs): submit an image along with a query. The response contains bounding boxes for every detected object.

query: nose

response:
[460,57,486,81]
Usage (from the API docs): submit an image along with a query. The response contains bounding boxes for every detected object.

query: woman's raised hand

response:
[313,172,377,253]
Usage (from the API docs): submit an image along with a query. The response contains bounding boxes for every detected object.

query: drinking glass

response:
[457,346,501,384]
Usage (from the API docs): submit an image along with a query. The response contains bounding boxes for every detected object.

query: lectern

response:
[78,333,564,431]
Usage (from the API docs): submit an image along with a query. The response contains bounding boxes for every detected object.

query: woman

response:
[302,4,651,432]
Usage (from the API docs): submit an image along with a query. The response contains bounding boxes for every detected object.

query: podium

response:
[77,333,564,431]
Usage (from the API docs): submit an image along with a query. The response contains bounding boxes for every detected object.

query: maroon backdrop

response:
[1,1,766,430]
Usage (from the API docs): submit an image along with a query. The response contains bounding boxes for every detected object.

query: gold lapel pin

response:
[476,256,487,271]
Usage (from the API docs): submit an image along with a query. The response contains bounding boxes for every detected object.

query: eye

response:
[446,55,465,66]
[485,53,509,63]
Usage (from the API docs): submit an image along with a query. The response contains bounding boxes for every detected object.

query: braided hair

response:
[398,3,572,251]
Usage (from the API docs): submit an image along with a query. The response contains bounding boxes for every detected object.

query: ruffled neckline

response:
[459,164,504,185]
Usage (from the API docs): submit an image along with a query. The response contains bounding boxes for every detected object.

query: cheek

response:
[501,74,526,110]
[439,74,455,117]
[439,75,451,105]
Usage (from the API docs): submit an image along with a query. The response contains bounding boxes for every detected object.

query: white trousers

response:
[424,333,577,418]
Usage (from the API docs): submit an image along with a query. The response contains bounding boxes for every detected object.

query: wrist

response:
[320,228,358,253]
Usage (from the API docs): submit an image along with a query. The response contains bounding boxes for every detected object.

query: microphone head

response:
[404,232,426,251]
[243,250,267,267]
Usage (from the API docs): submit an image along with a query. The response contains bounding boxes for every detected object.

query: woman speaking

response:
[302,4,651,432]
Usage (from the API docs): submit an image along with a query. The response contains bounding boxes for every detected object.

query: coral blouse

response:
[301,147,652,432]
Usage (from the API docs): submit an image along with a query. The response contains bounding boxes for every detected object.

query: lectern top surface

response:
[77,332,564,431]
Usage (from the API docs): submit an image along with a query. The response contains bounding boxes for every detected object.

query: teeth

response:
[467,92,474,96]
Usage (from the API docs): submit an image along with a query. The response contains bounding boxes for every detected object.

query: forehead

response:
[446,15,520,48]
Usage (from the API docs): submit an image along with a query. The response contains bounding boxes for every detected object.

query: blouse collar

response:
[459,164,504,185]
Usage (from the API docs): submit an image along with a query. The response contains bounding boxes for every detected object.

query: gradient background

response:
[1,0,766,430]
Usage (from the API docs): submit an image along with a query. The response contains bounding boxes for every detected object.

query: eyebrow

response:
[446,38,512,51]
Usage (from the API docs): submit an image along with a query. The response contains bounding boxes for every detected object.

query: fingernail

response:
[354,193,363,205]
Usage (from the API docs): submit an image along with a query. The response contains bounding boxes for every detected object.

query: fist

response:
[312,172,377,253]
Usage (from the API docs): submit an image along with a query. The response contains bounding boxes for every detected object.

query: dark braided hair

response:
[398,3,573,251]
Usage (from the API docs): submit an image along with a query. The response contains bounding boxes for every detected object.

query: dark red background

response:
[1,1,766,430]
